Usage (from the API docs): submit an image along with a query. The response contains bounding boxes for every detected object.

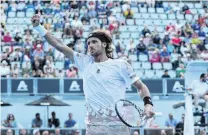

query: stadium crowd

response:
[0,0,208,79]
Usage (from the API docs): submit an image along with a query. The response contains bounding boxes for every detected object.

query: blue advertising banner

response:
[167,79,185,94]
[37,79,60,94]
[1,79,7,93]
[64,79,84,93]
[11,79,33,94]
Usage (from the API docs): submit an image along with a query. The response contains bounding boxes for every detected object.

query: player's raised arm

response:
[31,14,74,62]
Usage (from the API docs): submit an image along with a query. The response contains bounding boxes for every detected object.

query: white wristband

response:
[34,25,48,37]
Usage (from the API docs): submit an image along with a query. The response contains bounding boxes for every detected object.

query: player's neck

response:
[94,53,108,63]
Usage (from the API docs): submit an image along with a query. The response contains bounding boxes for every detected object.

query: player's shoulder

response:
[111,58,129,65]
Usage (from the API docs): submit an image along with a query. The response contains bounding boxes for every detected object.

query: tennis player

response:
[32,14,154,135]
[189,73,208,110]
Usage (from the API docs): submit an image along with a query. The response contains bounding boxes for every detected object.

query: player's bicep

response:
[120,61,139,86]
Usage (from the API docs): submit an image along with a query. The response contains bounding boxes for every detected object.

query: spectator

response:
[191,33,201,45]
[33,129,40,135]
[3,32,12,43]
[71,15,83,29]
[19,129,27,135]
[150,49,160,63]
[164,4,172,14]
[165,113,177,128]
[153,33,161,48]
[192,20,201,31]
[108,12,116,24]
[54,20,63,31]
[143,33,151,46]
[166,22,175,33]
[180,42,190,57]
[11,63,19,76]
[88,8,97,18]
[198,28,206,38]
[32,113,42,128]
[175,114,185,135]
[48,111,60,128]
[33,44,44,59]
[136,38,148,56]
[141,25,151,36]
[55,69,64,78]
[170,49,179,63]
[201,50,208,60]
[171,34,182,52]
[33,69,43,78]
[54,128,61,135]
[198,14,206,26]
[109,20,118,34]
[162,33,170,46]
[22,46,32,62]
[43,60,54,74]
[161,130,167,135]
[73,129,80,135]
[6,129,13,135]
[42,130,49,135]
[176,63,186,78]
[66,64,78,78]
[64,113,76,128]
[123,7,133,19]
[23,38,33,48]
[0,60,10,77]
[133,131,139,135]
[14,32,22,45]
[162,70,170,78]
[182,4,191,14]
[2,114,17,128]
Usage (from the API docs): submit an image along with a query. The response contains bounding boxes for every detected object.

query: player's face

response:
[87,37,105,56]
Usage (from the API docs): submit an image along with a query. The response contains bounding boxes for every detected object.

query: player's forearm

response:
[34,25,74,60]
[133,80,153,106]
[139,83,151,98]
[44,32,65,53]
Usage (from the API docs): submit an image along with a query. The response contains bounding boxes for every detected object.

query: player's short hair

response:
[200,73,205,79]
[87,29,113,58]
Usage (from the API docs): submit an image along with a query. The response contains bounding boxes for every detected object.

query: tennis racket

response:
[115,99,161,128]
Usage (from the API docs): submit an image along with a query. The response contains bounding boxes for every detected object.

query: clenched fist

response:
[31,14,40,27]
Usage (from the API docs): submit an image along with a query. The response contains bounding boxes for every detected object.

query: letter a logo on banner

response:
[17,81,28,91]
[69,81,80,91]
[172,81,183,92]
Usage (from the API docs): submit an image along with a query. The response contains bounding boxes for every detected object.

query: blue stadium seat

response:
[126,19,134,25]
[140,8,147,13]
[141,62,151,70]
[26,11,34,17]
[152,63,162,70]
[128,26,138,32]
[139,55,148,62]
[144,70,155,78]
[132,62,141,70]
[131,7,139,13]
[129,54,137,62]
[163,62,173,70]
[155,70,164,78]
[8,12,16,18]
[194,3,202,9]
[17,12,25,17]
[157,8,164,13]
[135,70,144,78]
[148,8,155,13]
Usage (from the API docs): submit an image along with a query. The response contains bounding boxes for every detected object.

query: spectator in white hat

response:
[0,60,10,77]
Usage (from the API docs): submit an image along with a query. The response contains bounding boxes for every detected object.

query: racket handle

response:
[154,112,163,117]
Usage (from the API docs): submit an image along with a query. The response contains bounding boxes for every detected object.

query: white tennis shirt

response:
[191,80,208,96]
[73,52,139,114]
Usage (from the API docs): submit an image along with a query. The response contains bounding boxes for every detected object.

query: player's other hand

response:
[31,14,40,27]
[144,104,154,118]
